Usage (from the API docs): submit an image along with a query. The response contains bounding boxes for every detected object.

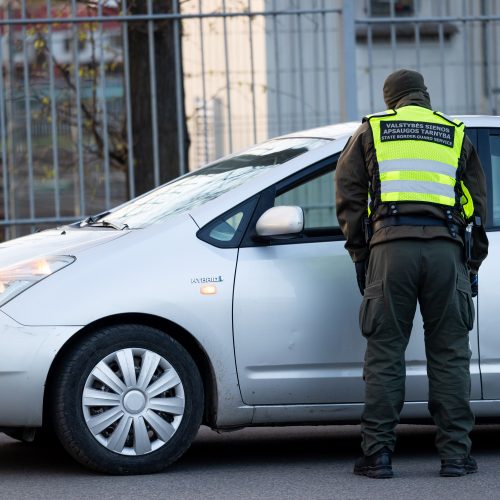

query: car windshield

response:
[93,137,330,228]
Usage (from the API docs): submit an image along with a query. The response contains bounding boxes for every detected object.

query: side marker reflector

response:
[200,285,217,295]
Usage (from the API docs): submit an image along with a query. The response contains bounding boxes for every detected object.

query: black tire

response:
[49,324,204,475]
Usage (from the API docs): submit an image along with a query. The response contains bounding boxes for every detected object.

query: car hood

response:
[0,226,130,268]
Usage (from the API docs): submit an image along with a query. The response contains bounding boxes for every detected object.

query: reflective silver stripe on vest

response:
[378,159,457,178]
[381,180,456,198]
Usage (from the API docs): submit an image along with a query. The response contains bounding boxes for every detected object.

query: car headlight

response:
[0,255,75,307]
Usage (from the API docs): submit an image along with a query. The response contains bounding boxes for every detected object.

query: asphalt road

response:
[0,424,499,500]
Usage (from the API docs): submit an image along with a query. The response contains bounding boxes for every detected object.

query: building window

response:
[64,36,87,53]
[369,0,415,17]
[358,0,457,41]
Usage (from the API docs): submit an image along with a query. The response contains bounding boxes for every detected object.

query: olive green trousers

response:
[359,238,475,459]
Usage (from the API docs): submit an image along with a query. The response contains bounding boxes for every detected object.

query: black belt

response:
[372,215,461,236]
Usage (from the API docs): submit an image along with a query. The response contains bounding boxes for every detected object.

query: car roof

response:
[190,114,500,227]
[278,115,500,141]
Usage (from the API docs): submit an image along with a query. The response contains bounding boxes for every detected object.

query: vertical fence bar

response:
[341,0,358,120]
[414,22,421,72]
[272,0,282,135]
[390,0,396,70]
[312,0,320,125]
[470,1,477,113]
[21,0,35,224]
[173,0,186,176]
[288,3,297,131]
[146,0,160,186]
[71,0,85,216]
[0,30,9,235]
[321,0,331,123]
[438,21,446,109]
[483,2,497,115]
[367,0,374,112]
[480,0,491,114]
[486,18,495,114]
[6,3,17,236]
[438,2,446,109]
[197,0,209,163]
[221,0,233,152]
[462,0,471,113]
[97,2,111,208]
[297,10,306,129]
[248,0,257,143]
[47,0,60,218]
[121,0,135,198]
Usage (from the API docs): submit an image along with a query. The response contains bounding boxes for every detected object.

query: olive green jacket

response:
[335,93,489,273]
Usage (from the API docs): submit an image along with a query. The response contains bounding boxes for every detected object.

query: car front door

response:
[232,157,482,406]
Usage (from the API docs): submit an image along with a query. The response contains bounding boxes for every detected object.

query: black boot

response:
[354,447,393,479]
[439,456,478,477]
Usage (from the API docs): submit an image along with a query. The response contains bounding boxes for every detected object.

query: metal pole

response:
[312,0,320,125]
[21,0,35,226]
[414,23,421,72]
[98,1,111,208]
[0,30,9,239]
[297,11,306,130]
[288,6,297,132]
[47,0,60,219]
[248,0,257,143]
[221,0,233,152]
[340,0,358,120]
[6,1,17,236]
[71,0,85,216]
[121,0,135,199]
[197,0,209,163]
[147,0,160,186]
[367,0,374,112]
[462,0,471,113]
[173,0,186,176]
[390,0,396,70]
[321,0,331,122]
[272,0,282,135]
[0,8,343,25]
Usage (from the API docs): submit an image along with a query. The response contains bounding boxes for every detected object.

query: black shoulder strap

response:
[433,111,464,128]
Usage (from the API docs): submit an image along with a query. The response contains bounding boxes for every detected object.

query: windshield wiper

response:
[79,212,128,230]
[90,219,129,230]
[80,210,111,226]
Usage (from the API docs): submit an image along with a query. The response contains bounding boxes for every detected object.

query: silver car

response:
[0,117,499,474]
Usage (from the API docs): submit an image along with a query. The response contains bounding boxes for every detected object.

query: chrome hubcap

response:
[123,390,147,414]
[82,348,185,456]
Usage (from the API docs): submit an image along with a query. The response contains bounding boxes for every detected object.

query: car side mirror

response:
[255,206,304,239]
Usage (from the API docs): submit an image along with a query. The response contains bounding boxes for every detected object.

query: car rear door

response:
[476,127,500,399]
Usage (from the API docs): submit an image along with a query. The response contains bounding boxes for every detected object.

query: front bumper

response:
[0,311,81,427]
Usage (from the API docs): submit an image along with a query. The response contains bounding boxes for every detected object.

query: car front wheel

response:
[50,324,204,474]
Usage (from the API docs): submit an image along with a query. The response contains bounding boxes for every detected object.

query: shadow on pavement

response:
[0,423,498,475]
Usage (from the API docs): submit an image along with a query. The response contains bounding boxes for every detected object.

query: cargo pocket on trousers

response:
[359,280,384,337]
[456,275,475,331]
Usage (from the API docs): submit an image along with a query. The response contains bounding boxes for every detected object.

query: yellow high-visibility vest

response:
[366,105,474,219]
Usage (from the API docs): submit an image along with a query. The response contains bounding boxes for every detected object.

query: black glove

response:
[355,260,367,296]
[470,272,478,298]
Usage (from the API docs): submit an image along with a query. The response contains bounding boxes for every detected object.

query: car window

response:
[274,167,339,231]
[209,211,244,242]
[489,132,500,226]
[197,196,258,248]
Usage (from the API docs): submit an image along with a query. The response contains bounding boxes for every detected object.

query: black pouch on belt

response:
[464,223,473,263]
[363,217,373,244]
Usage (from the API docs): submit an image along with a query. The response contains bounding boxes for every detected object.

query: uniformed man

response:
[335,69,488,478]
